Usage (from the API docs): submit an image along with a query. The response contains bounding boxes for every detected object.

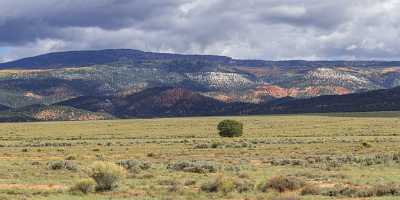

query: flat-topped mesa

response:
[0,49,232,69]
[2,49,400,69]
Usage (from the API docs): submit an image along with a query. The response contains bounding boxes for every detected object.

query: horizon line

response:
[2,48,400,64]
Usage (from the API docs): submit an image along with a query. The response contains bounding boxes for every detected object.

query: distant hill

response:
[2,49,400,69]
[0,49,231,69]
[2,84,400,120]
[57,86,400,117]
[1,49,400,116]
[0,105,114,122]
[0,78,105,108]
[247,86,400,114]
[58,87,240,117]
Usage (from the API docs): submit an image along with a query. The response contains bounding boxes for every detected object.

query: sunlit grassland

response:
[0,112,400,199]
[2,112,400,139]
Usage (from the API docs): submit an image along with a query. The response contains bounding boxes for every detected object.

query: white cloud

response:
[1,0,400,61]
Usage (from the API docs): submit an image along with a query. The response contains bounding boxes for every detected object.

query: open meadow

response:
[1,112,400,199]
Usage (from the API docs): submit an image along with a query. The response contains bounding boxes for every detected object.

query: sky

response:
[0,0,400,62]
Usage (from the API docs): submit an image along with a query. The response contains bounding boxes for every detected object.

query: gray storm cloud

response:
[0,0,400,61]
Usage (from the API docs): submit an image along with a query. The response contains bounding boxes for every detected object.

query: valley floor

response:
[0,112,400,199]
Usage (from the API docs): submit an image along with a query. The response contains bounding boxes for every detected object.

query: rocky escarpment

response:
[1,49,400,109]
[0,105,114,122]
[31,106,113,121]
[305,68,377,90]
[185,72,254,90]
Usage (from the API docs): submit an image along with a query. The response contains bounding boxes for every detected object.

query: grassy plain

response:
[0,112,400,199]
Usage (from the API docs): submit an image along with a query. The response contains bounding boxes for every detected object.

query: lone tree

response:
[217,120,243,137]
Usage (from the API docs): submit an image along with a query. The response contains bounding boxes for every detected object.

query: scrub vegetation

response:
[0,112,400,199]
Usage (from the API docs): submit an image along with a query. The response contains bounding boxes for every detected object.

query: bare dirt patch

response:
[0,183,65,190]
[108,189,147,198]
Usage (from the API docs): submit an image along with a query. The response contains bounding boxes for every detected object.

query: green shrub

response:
[217,120,243,137]
[220,181,235,194]
[87,161,125,191]
[70,179,96,194]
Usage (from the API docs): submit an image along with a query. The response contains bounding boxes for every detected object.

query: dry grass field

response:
[0,112,400,199]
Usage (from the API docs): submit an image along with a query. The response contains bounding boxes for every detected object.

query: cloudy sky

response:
[0,0,400,62]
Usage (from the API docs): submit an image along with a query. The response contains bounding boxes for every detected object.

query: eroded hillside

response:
[0,49,400,108]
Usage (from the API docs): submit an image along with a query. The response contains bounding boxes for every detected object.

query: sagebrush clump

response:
[317,182,400,198]
[201,175,254,194]
[116,159,151,174]
[167,160,218,173]
[70,179,96,194]
[258,175,305,193]
[200,176,235,194]
[47,160,78,171]
[234,179,255,193]
[87,161,125,191]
